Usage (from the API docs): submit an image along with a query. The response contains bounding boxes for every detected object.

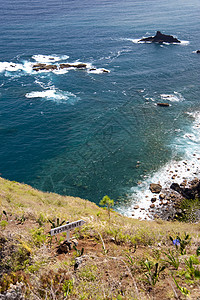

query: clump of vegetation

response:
[1,177,200,299]
[178,197,200,222]
[141,259,166,286]
[0,220,8,230]
[169,232,191,255]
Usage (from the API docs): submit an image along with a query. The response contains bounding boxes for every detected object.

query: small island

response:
[139,31,181,44]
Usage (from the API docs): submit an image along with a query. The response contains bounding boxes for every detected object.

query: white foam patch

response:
[118,110,200,220]
[53,69,69,75]
[160,92,184,102]
[180,40,190,45]
[0,57,109,76]
[25,89,78,103]
[32,54,69,63]
[0,62,23,72]
[128,38,142,44]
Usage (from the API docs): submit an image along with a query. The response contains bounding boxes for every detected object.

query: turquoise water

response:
[0,0,200,212]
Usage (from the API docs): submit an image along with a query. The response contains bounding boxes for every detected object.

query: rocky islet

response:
[32,62,109,73]
[139,31,181,44]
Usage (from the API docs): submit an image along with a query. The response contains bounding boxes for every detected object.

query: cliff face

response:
[0,177,199,299]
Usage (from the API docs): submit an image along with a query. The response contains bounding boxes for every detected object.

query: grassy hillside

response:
[0,177,200,299]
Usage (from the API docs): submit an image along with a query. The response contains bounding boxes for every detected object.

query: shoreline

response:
[128,154,200,221]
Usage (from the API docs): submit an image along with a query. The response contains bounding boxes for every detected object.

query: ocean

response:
[0,0,200,218]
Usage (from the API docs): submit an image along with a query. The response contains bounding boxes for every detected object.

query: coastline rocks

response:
[149,183,162,193]
[148,177,200,221]
[170,180,200,200]
[139,31,181,44]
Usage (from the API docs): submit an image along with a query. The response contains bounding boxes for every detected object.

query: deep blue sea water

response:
[0,0,200,217]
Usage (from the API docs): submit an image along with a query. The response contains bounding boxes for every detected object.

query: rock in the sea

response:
[157,103,170,107]
[33,64,58,71]
[139,31,181,44]
[72,63,87,69]
[150,183,162,193]
[59,63,72,69]
[102,68,109,73]
[196,50,200,54]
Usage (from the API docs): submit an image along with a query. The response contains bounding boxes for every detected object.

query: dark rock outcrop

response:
[139,31,181,44]
[196,50,200,54]
[33,63,87,72]
[157,103,170,107]
[170,179,200,200]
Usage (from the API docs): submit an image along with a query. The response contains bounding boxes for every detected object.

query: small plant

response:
[172,275,190,296]
[0,220,8,230]
[164,249,180,270]
[184,255,200,279]
[142,259,165,286]
[63,278,74,297]
[99,195,114,219]
[16,214,26,225]
[79,265,97,282]
[73,245,84,257]
[125,253,135,267]
[170,233,191,255]
[36,213,46,227]
[196,246,200,256]
[48,218,66,229]
[30,227,47,247]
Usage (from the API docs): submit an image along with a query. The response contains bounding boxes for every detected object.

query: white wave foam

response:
[160,92,184,102]
[0,62,23,72]
[180,40,190,45]
[25,89,78,103]
[129,38,141,44]
[32,54,69,63]
[0,57,109,76]
[53,69,69,75]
